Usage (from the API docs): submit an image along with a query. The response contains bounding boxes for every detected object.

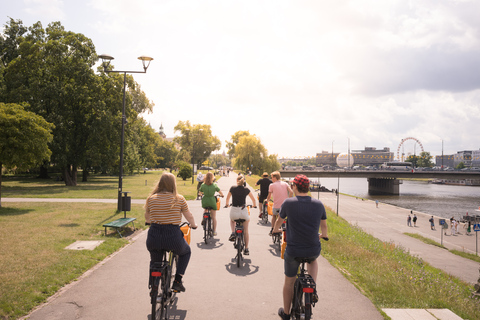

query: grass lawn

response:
[1,170,202,200]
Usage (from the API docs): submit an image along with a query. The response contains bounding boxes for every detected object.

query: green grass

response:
[0,202,146,319]
[1,170,204,200]
[323,213,480,319]
[405,232,480,263]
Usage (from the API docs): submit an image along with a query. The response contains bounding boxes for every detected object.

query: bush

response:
[177,161,192,180]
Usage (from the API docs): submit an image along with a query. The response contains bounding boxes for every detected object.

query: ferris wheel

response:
[397,137,424,161]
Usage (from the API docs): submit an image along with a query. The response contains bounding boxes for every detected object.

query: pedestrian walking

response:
[413,214,417,227]
[429,216,435,230]
[407,215,412,227]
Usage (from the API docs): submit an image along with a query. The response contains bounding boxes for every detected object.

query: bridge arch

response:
[397,137,424,161]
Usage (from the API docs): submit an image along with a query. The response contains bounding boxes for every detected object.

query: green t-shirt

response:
[200,183,220,209]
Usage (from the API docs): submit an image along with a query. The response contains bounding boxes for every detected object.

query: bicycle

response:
[201,193,222,244]
[290,237,329,320]
[225,204,254,267]
[272,220,286,248]
[148,222,191,320]
[202,207,214,244]
[255,189,269,225]
[234,218,246,268]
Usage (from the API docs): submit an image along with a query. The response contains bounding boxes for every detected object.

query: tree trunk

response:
[38,163,50,179]
[82,168,89,182]
[64,165,77,186]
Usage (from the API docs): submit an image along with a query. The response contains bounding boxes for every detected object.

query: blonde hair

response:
[271,171,281,180]
[204,172,214,185]
[147,172,179,208]
[237,174,245,186]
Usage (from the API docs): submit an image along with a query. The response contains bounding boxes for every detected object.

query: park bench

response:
[103,217,136,237]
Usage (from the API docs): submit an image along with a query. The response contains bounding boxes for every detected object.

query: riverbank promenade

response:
[13,173,474,319]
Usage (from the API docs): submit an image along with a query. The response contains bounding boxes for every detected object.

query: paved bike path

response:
[23,173,382,320]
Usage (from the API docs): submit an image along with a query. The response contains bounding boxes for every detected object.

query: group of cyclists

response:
[144,170,328,320]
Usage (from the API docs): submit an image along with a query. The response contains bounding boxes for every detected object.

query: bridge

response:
[279,170,480,195]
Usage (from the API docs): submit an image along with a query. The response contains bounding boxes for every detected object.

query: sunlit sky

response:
[3,0,480,159]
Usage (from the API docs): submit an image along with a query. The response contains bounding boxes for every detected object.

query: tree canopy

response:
[0,18,155,185]
[173,121,221,168]
[406,151,434,168]
[0,102,54,206]
[229,131,280,175]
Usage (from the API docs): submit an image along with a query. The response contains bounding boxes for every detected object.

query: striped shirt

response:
[146,192,189,225]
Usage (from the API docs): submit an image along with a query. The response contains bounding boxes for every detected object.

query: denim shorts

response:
[272,208,281,216]
[284,251,319,277]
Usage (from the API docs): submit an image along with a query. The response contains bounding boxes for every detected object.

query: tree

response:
[406,151,434,168]
[173,121,220,168]
[456,162,465,170]
[177,161,192,180]
[0,19,155,184]
[155,139,178,169]
[228,131,280,175]
[225,130,250,159]
[0,103,54,207]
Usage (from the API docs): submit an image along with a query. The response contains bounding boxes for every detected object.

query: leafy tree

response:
[177,161,192,180]
[228,131,280,175]
[173,121,220,168]
[225,130,250,159]
[456,162,465,170]
[155,139,178,169]
[0,103,54,206]
[406,151,434,168]
[0,19,155,184]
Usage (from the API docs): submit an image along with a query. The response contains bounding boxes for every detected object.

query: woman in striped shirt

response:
[145,172,198,292]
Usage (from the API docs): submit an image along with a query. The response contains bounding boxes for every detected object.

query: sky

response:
[2,0,480,160]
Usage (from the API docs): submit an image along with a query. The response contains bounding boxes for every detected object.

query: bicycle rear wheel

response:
[262,202,268,224]
[291,279,312,320]
[236,234,243,267]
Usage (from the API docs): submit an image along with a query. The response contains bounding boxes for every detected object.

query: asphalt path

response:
[22,173,383,320]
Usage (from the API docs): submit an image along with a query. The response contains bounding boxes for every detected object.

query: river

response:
[315,178,480,220]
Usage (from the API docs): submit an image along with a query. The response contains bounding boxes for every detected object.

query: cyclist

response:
[224,174,257,255]
[273,174,328,320]
[196,171,205,200]
[145,172,198,293]
[266,171,293,236]
[255,172,272,218]
[199,172,224,236]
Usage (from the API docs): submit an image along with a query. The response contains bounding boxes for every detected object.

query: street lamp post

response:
[98,54,153,211]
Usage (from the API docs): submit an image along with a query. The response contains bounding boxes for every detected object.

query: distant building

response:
[454,150,472,168]
[435,155,454,168]
[316,151,339,167]
[351,147,393,167]
[472,150,480,167]
[158,123,166,139]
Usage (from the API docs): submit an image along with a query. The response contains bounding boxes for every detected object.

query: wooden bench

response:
[103,217,136,237]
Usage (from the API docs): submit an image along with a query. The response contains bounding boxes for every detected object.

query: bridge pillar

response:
[367,178,400,195]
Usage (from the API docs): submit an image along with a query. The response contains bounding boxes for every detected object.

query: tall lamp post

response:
[98,54,153,211]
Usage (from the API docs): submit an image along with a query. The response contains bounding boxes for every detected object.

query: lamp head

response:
[138,56,154,72]
[98,54,114,72]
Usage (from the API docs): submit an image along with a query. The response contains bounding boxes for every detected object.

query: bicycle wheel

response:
[203,218,208,244]
[292,282,312,320]
[262,202,268,224]
[151,286,160,320]
[236,234,243,267]
[207,217,212,240]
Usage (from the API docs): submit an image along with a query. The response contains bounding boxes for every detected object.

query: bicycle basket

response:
[181,224,191,245]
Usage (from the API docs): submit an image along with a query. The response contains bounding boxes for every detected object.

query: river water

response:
[315,178,480,220]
